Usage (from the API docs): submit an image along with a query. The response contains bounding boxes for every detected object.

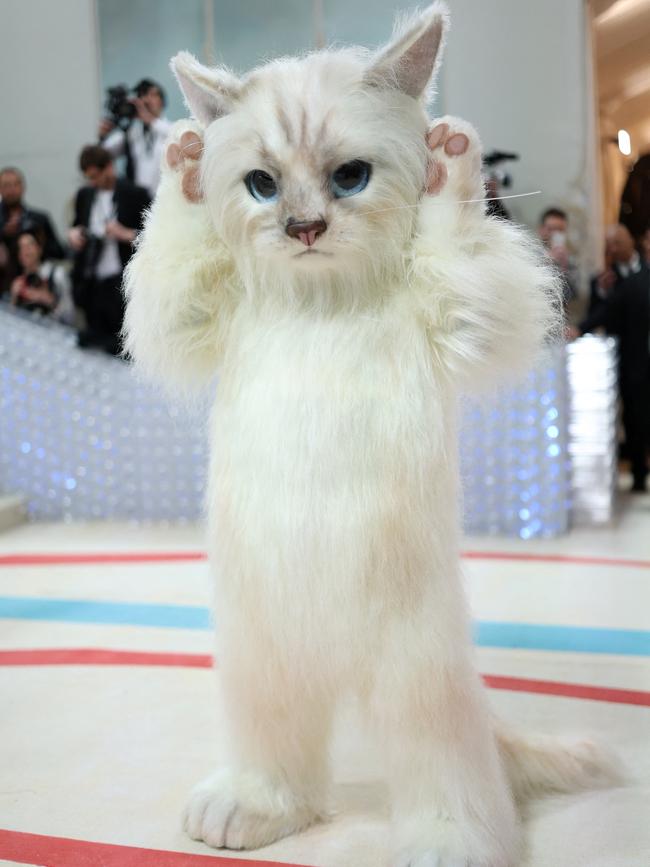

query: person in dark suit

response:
[619,153,650,242]
[68,145,150,355]
[538,207,579,311]
[0,166,65,294]
[642,226,650,267]
[577,224,650,492]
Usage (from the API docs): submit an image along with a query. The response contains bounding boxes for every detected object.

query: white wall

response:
[96,0,446,124]
[0,0,100,238]
[441,0,599,276]
[98,0,205,124]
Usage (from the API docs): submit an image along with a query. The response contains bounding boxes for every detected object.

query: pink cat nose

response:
[286,219,327,247]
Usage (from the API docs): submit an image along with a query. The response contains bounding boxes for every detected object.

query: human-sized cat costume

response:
[124,4,621,865]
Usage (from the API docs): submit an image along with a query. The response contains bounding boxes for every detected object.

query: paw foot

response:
[397,852,508,867]
[424,116,483,203]
[398,854,469,867]
[165,125,204,203]
[183,770,316,850]
[393,813,517,867]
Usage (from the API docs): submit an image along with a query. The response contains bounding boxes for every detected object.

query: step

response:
[0,494,27,533]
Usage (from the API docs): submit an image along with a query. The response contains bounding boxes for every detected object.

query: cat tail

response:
[496,724,624,802]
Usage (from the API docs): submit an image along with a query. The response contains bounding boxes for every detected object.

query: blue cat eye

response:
[245,170,279,202]
[330,160,372,198]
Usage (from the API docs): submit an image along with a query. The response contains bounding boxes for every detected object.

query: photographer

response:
[538,207,579,309]
[573,224,650,492]
[99,79,172,196]
[9,229,74,323]
[483,150,518,220]
[0,166,65,294]
[69,145,150,355]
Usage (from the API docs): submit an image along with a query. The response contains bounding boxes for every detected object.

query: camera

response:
[25,272,43,288]
[79,228,104,281]
[104,79,165,130]
[105,85,137,128]
[483,150,519,189]
[488,168,513,189]
[482,150,520,220]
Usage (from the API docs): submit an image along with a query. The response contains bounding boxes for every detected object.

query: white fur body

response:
[206,309,519,865]
[123,8,621,865]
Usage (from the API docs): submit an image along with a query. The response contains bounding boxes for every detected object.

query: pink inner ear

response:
[397,18,444,98]
[366,11,446,99]
[173,52,244,127]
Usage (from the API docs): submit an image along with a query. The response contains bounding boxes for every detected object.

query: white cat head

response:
[172,3,448,303]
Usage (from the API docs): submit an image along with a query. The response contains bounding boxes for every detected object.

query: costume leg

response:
[184,622,332,850]
[369,605,519,867]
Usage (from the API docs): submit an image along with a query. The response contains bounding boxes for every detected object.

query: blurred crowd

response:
[539,205,650,491]
[0,79,168,354]
[0,83,648,487]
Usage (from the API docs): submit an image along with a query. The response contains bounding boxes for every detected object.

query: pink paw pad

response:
[444,133,469,156]
[182,166,202,203]
[166,130,203,203]
[424,122,475,198]
[426,123,449,150]
[425,160,448,196]
[166,143,182,169]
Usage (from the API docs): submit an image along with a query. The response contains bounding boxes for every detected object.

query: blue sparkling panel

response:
[459,343,571,539]
[1,307,613,534]
[0,305,208,523]
[565,335,618,525]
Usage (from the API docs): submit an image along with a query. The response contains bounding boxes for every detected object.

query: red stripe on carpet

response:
[0,828,313,866]
[482,674,650,707]
[2,550,649,568]
[0,552,207,566]
[1,648,648,707]
[0,648,213,668]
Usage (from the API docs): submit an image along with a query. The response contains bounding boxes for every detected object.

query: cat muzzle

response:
[285,219,327,247]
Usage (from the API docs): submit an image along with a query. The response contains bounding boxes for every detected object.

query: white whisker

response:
[357,190,542,217]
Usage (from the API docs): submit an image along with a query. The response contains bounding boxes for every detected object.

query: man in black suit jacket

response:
[0,166,65,294]
[68,145,151,355]
[578,225,650,491]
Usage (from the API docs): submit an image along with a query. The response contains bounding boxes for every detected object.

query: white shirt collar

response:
[618,251,641,278]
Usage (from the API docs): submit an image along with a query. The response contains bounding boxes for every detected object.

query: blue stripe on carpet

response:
[0,596,648,655]
[0,596,210,630]
[474,621,650,657]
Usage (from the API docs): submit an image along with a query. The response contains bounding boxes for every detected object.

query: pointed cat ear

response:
[171,51,242,126]
[365,2,449,100]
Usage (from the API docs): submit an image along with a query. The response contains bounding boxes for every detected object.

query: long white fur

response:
[123,5,621,866]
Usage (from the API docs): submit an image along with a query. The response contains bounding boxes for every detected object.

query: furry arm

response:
[122,121,242,388]
[409,121,561,388]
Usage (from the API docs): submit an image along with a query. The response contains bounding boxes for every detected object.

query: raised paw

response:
[165,126,204,203]
[424,116,484,205]
[183,770,316,850]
